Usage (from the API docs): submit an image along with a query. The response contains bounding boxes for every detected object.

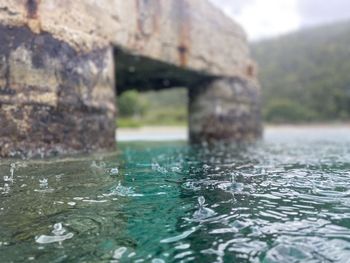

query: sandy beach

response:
[117,124,350,141]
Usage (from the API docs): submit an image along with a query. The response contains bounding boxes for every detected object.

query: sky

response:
[210,0,350,40]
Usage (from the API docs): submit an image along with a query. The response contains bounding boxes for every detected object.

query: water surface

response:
[1,127,350,262]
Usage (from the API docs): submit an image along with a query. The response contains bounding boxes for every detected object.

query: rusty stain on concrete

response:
[246,64,254,78]
[176,0,191,67]
[26,0,39,19]
[25,0,41,33]
[178,45,188,67]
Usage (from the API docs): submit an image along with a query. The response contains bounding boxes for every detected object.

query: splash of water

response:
[193,196,216,221]
[35,223,73,244]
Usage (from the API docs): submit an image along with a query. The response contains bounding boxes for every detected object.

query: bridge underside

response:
[116,48,262,143]
[115,48,212,94]
[0,0,262,158]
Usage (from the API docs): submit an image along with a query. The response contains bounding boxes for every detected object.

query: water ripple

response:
[2,130,350,262]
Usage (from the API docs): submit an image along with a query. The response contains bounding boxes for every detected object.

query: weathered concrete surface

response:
[112,0,257,82]
[0,1,116,157]
[0,0,256,81]
[189,78,262,143]
[0,25,116,157]
[0,0,260,157]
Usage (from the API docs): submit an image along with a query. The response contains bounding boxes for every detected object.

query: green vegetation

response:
[263,99,318,123]
[118,90,148,118]
[117,88,188,127]
[252,20,350,123]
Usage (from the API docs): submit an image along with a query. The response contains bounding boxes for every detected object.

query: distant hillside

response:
[252,20,350,123]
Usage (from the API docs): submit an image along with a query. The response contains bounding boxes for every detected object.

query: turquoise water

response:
[1,128,350,262]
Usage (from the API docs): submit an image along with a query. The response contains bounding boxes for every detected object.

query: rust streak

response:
[246,65,254,77]
[177,0,191,67]
[26,0,40,19]
[178,45,188,67]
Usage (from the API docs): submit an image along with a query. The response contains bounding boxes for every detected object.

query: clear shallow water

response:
[1,128,350,262]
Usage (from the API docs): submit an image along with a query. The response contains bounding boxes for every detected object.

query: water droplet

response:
[152,259,165,263]
[198,196,205,207]
[152,163,167,174]
[52,223,65,236]
[35,233,74,244]
[103,181,143,197]
[55,174,63,180]
[1,183,10,194]
[110,167,119,175]
[4,163,15,183]
[35,223,73,244]
[171,166,181,173]
[113,247,127,260]
[39,178,48,188]
[193,196,216,221]
[203,164,210,171]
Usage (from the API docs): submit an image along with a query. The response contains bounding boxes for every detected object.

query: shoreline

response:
[117,124,350,141]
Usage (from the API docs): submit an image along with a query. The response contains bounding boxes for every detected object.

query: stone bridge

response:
[0,0,262,158]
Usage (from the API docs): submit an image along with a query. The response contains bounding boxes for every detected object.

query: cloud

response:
[210,0,301,40]
[297,0,350,27]
[209,0,254,15]
[210,0,350,40]
[236,0,301,40]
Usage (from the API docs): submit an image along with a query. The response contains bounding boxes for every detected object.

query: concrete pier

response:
[0,0,261,157]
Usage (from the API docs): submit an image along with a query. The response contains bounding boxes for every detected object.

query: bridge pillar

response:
[0,25,116,158]
[189,78,262,143]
